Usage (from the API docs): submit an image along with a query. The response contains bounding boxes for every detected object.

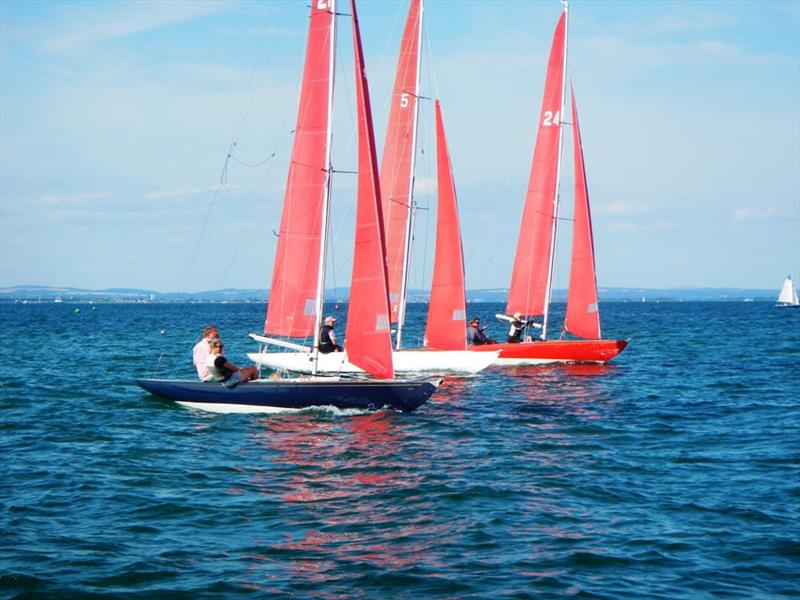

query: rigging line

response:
[231,1,293,143]
[325,17,358,289]
[417,104,433,299]
[177,185,224,294]
[178,4,292,296]
[228,152,277,169]
[215,188,263,291]
[327,206,339,306]
[371,1,407,148]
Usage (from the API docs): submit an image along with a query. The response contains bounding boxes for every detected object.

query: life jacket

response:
[320,324,338,353]
[508,321,523,342]
[206,353,232,381]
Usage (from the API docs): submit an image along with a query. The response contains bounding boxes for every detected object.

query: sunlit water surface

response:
[1,302,798,598]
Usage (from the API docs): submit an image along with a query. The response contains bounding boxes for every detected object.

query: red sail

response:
[507,9,566,317]
[265,1,334,337]
[425,100,467,350]
[564,84,601,339]
[345,0,394,379]
[379,0,422,323]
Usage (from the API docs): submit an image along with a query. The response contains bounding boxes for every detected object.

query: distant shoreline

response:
[0,284,781,304]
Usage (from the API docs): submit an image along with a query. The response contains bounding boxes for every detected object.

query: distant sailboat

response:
[776,275,799,308]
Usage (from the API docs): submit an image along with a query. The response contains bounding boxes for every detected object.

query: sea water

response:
[1,301,798,598]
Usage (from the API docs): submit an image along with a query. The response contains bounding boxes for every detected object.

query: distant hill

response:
[0,284,776,303]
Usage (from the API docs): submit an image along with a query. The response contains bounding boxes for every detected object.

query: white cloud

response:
[34,192,112,206]
[144,186,220,201]
[733,207,778,222]
[598,201,633,215]
[594,201,666,216]
[609,222,637,233]
[39,1,230,54]
[413,176,436,195]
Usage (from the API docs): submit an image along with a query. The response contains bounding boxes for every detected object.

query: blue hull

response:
[136,378,438,413]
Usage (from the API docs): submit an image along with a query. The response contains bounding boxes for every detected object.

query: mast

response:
[264,0,337,350]
[379,0,423,350]
[346,0,395,379]
[506,6,568,334]
[311,0,337,374]
[541,1,568,341]
[395,0,423,350]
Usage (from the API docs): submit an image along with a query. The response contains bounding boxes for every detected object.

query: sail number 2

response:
[542,110,560,126]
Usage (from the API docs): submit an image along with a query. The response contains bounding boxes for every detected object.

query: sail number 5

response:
[400,93,410,108]
[542,110,560,126]
[317,0,328,9]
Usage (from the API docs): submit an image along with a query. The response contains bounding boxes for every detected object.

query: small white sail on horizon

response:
[776,275,799,307]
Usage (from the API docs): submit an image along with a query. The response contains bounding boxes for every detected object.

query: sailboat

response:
[248,0,497,375]
[469,3,628,366]
[776,275,799,307]
[137,0,439,413]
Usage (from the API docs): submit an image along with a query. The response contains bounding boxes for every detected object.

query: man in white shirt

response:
[192,325,219,381]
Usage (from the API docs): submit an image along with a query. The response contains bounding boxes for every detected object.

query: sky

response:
[1,0,798,293]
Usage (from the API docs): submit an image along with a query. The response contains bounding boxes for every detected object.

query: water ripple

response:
[1,302,799,598]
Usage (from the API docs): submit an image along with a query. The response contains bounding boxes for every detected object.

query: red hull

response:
[469,338,628,365]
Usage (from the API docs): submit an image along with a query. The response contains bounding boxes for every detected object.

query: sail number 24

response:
[542,110,561,126]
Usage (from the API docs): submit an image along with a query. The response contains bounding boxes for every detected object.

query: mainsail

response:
[424,100,468,351]
[379,0,423,335]
[507,9,567,329]
[265,1,335,338]
[345,0,395,379]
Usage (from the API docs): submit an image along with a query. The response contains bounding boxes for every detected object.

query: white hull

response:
[492,356,562,366]
[176,400,304,414]
[248,348,498,375]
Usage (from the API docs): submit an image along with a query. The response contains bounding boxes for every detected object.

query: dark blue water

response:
[2,301,798,599]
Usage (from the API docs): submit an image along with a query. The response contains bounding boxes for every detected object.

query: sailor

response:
[507,312,526,343]
[206,340,258,388]
[193,325,219,381]
[467,317,495,345]
[319,316,343,353]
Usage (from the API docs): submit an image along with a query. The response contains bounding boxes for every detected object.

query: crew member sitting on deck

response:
[206,340,258,387]
[193,325,219,381]
[319,316,343,353]
[467,317,495,345]
[507,312,527,343]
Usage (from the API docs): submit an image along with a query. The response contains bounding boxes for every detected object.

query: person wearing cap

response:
[193,325,219,381]
[507,312,526,343]
[467,316,495,345]
[319,316,343,353]
[205,340,258,388]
